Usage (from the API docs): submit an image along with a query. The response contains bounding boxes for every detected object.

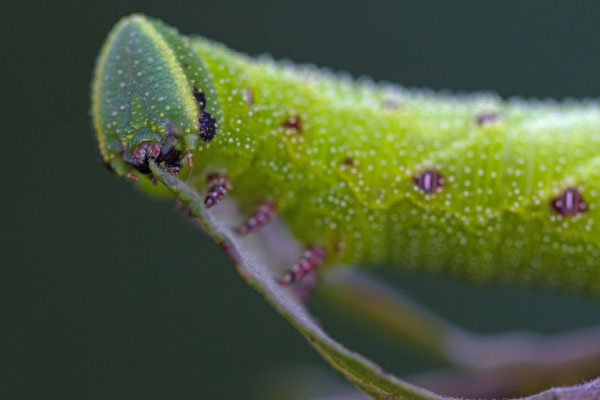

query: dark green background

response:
[5,1,600,399]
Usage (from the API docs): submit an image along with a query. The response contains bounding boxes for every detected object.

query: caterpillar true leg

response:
[204,174,232,208]
[234,202,276,235]
[279,245,327,285]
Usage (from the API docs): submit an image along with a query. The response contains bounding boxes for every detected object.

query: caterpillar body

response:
[93,15,600,294]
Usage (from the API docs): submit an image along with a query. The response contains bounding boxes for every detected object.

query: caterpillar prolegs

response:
[93,14,600,294]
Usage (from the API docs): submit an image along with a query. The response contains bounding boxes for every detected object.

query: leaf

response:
[148,161,600,400]
[149,160,439,400]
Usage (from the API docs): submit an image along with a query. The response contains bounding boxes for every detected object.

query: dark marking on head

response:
[475,112,501,126]
[157,147,183,170]
[192,87,206,110]
[198,110,217,142]
[282,115,302,133]
[414,169,444,194]
[551,187,587,217]
[244,87,254,106]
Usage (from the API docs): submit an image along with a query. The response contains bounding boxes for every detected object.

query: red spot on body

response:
[192,88,206,109]
[244,87,254,106]
[551,187,587,217]
[475,112,501,126]
[282,115,302,132]
[383,99,400,110]
[414,169,444,194]
[342,156,356,167]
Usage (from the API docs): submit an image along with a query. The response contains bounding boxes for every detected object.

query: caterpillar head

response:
[92,14,220,186]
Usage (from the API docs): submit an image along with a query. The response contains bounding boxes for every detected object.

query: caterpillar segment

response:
[93,14,600,295]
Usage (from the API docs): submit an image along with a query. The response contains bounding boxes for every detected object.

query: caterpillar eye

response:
[192,87,206,110]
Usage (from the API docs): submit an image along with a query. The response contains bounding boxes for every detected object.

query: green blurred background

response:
[5,1,600,399]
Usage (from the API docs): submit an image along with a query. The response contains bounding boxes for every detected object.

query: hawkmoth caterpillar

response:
[93,14,600,294]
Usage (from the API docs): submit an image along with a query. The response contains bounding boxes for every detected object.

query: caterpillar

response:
[93,14,600,294]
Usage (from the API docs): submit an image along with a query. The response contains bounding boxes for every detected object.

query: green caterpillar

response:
[93,14,600,294]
